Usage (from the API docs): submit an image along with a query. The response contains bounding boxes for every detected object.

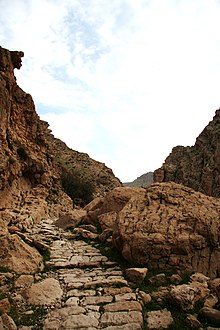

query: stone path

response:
[32,219,144,330]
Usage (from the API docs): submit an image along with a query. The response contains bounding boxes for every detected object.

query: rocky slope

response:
[0,46,121,232]
[123,172,153,188]
[82,182,220,278]
[154,109,220,197]
[2,45,220,329]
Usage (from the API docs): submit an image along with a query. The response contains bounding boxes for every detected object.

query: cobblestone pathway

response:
[33,219,144,330]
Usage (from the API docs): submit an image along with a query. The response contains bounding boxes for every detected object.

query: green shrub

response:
[61,170,95,206]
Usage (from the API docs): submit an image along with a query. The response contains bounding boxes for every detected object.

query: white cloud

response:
[1,0,220,181]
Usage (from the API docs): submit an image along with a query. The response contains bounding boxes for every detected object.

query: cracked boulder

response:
[112,182,220,278]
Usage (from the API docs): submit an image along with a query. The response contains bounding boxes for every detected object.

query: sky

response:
[0,0,220,182]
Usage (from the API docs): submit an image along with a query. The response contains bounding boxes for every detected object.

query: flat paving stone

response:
[100,311,143,327]
[29,219,144,329]
[61,313,99,329]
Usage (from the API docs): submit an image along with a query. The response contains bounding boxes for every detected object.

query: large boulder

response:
[112,182,220,278]
[84,187,145,230]
[0,234,43,274]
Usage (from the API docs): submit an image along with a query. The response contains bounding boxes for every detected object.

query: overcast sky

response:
[1,0,220,182]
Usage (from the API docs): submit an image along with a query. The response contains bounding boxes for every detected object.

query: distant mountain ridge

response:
[123,172,153,187]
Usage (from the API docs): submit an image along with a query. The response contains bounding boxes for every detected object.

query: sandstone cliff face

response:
[154,110,220,197]
[0,46,121,230]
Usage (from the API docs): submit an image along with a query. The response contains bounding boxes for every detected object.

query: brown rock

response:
[0,313,17,330]
[125,268,148,284]
[153,109,220,198]
[204,294,219,308]
[149,273,166,286]
[186,314,203,328]
[0,219,8,236]
[170,274,182,284]
[103,325,142,330]
[0,234,43,274]
[103,287,132,295]
[27,278,63,305]
[138,291,152,304]
[209,278,220,299]
[72,227,98,240]
[100,311,143,327]
[145,309,173,329]
[61,313,99,329]
[169,281,210,311]
[103,301,142,312]
[199,307,220,326]
[0,298,10,314]
[112,182,220,277]
[84,187,145,230]
[14,275,34,288]
[53,210,86,229]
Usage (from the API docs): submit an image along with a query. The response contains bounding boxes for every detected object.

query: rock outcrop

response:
[112,182,220,277]
[0,46,121,280]
[0,46,121,228]
[83,182,220,278]
[154,109,220,197]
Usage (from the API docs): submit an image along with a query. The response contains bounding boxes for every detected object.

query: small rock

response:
[100,311,143,327]
[138,291,152,304]
[145,309,173,329]
[61,314,99,329]
[103,301,142,312]
[204,294,219,308]
[186,314,203,328]
[99,229,113,242]
[149,273,166,285]
[170,274,182,284]
[0,298,11,314]
[190,272,210,283]
[209,278,220,299]
[0,313,17,330]
[73,227,98,240]
[126,268,148,284]
[199,307,220,326]
[14,275,34,288]
[65,297,79,306]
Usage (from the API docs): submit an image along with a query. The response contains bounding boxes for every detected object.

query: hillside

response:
[1,46,220,330]
[154,109,220,197]
[0,46,121,230]
[123,172,153,187]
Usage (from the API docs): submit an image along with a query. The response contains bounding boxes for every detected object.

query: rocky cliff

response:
[154,110,220,197]
[0,46,121,231]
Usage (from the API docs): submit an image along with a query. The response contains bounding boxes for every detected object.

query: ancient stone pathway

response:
[31,219,144,330]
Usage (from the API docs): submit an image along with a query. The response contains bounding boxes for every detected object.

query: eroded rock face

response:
[0,45,121,227]
[112,182,220,277]
[154,109,220,198]
[0,234,43,274]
